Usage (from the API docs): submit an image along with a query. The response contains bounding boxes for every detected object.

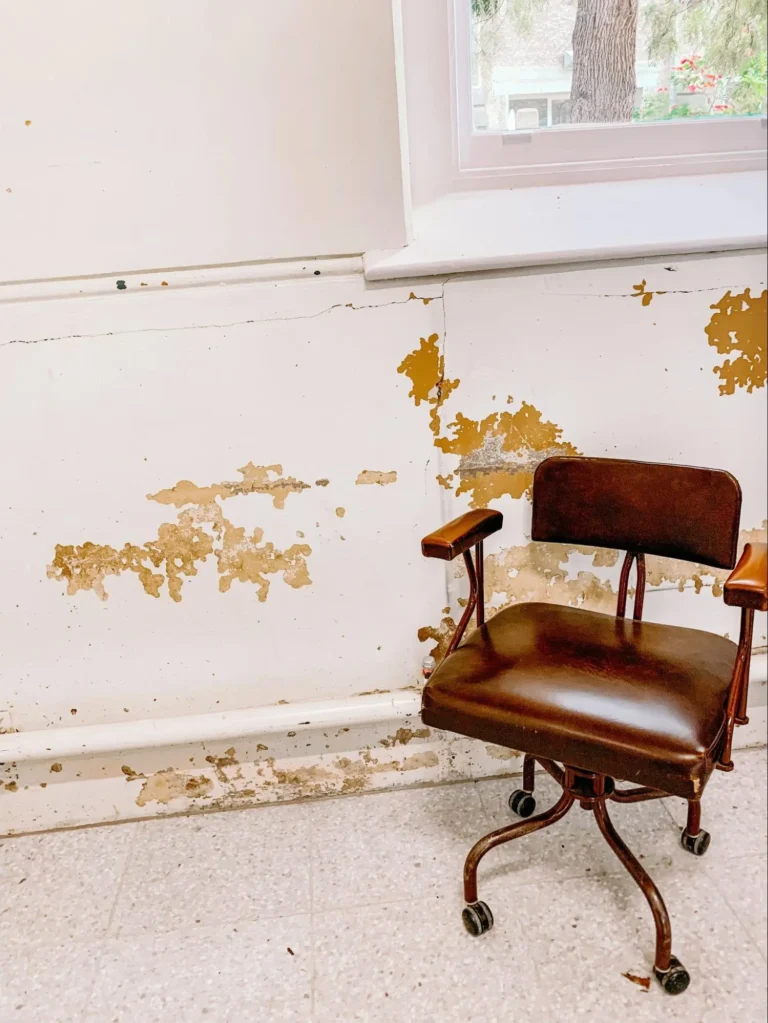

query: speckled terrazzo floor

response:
[1,748,765,1023]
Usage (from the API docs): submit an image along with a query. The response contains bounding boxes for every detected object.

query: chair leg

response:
[593,800,690,995]
[508,753,539,817]
[522,753,536,793]
[464,789,574,904]
[680,798,711,856]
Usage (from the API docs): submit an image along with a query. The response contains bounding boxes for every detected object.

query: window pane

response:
[469,0,767,131]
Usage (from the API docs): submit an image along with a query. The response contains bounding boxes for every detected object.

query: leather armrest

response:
[724,542,768,612]
[421,509,503,561]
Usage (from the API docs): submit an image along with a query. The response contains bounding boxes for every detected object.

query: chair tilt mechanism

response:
[420,456,767,996]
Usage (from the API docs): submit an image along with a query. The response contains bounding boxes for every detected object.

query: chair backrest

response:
[531,456,742,570]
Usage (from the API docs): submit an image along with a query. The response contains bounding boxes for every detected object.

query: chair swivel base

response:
[461,760,693,995]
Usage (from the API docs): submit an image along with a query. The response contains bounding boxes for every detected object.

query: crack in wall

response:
[2,285,447,350]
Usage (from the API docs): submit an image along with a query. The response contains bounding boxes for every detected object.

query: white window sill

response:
[363,170,767,281]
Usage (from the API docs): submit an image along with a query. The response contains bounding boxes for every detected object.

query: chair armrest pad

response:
[421,510,503,561]
[724,542,768,612]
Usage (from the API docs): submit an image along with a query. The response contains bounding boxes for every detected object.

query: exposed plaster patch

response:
[705,288,767,395]
[418,617,458,662]
[148,463,311,511]
[397,337,577,507]
[48,500,312,602]
[484,542,619,616]
[135,768,214,806]
[420,523,768,665]
[436,404,580,509]
[647,521,767,594]
[214,513,312,600]
[355,470,398,486]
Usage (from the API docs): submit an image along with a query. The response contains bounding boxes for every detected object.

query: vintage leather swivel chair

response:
[420,456,767,995]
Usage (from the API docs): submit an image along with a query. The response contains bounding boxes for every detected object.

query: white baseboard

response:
[0,721,523,836]
[2,668,765,837]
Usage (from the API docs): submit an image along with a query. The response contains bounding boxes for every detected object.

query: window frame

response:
[450,0,767,190]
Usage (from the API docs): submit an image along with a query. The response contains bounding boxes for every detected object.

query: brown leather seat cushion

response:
[422,603,738,799]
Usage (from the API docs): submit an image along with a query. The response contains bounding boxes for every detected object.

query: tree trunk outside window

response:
[570,0,638,123]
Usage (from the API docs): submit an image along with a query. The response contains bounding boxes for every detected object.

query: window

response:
[451,0,767,186]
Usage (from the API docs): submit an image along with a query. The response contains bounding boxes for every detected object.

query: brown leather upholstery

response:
[422,603,738,799]
[422,510,503,561]
[725,542,768,612]
[419,456,755,987]
[532,457,742,569]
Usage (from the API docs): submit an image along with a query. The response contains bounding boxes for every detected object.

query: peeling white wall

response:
[1,267,444,728]
[1,251,765,832]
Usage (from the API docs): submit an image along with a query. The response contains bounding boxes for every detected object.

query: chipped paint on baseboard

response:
[2,691,765,835]
[706,288,767,395]
[378,727,430,748]
[485,745,520,761]
[135,768,214,806]
[0,726,532,835]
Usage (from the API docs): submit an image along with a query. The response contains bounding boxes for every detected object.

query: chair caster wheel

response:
[462,901,494,936]
[654,956,690,995]
[508,789,536,818]
[680,828,710,856]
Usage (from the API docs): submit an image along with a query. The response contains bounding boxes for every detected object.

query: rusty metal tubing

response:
[736,615,754,725]
[463,790,574,903]
[522,753,536,792]
[686,799,702,837]
[617,551,646,621]
[593,799,672,973]
[445,550,478,658]
[719,607,755,770]
[611,785,669,804]
[616,551,634,619]
[634,553,646,621]
[535,756,565,787]
[736,643,752,726]
[475,541,485,628]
